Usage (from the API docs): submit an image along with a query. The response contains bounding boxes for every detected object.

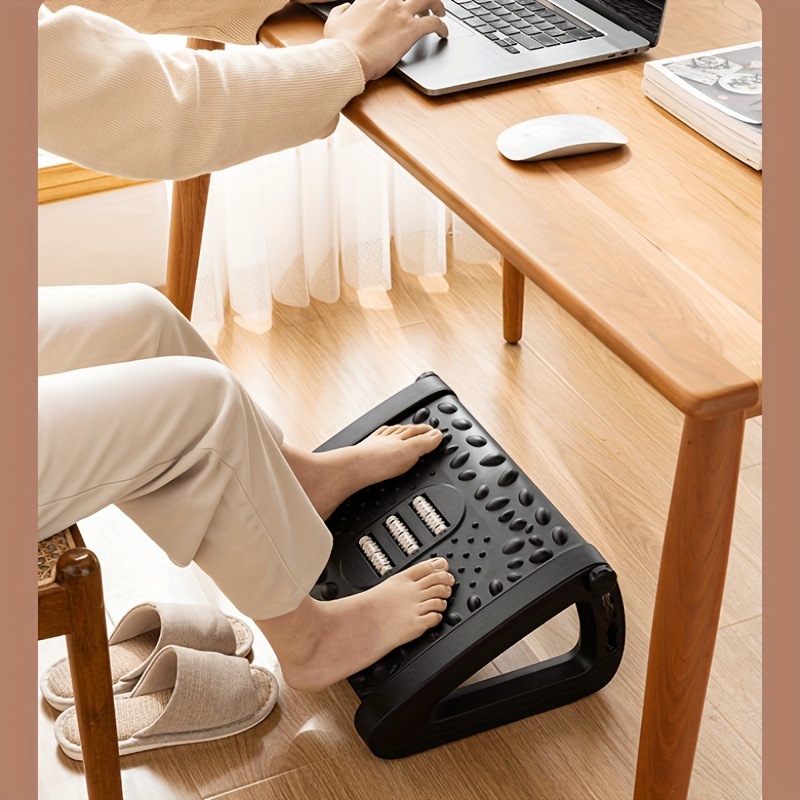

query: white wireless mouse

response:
[496,114,628,162]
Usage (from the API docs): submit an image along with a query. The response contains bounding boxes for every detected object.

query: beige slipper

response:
[54,645,278,759]
[40,602,254,711]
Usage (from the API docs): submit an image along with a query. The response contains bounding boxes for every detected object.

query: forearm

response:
[43,0,288,45]
[38,7,365,181]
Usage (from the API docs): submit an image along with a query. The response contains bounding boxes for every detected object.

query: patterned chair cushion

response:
[38,529,77,588]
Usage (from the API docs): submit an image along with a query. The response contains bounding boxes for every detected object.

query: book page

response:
[656,43,762,125]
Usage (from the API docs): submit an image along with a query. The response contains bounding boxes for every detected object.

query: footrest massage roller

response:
[313,373,625,758]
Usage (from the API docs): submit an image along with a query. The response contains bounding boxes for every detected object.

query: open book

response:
[642,42,762,170]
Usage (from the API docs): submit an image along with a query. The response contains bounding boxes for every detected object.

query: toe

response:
[421,582,452,600]
[406,557,449,580]
[419,611,444,629]
[396,424,434,440]
[427,556,449,572]
[418,571,455,590]
[417,429,443,452]
[419,597,448,615]
[377,424,401,436]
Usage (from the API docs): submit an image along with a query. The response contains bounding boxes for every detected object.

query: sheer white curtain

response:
[190,117,500,342]
[135,34,498,339]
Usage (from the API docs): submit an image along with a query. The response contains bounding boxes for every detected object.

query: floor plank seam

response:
[706,698,762,765]
[718,613,762,632]
[741,462,762,476]
[500,308,686,481]
[202,761,323,800]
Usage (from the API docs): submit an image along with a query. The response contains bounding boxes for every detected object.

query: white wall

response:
[38,182,171,288]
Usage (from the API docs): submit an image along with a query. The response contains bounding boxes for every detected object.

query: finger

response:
[405,0,447,16]
[417,13,449,38]
[326,2,351,21]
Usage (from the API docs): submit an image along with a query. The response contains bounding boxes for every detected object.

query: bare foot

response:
[255,558,454,691]
[282,424,443,519]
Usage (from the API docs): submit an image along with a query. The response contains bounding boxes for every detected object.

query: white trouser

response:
[38,284,332,619]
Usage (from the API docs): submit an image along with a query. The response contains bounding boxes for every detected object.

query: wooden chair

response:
[38,35,233,800]
[38,524,123,800]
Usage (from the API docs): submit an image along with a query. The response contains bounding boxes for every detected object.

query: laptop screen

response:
[579,0,667,46]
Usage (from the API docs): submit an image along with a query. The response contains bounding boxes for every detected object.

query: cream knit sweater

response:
[39,0,366,180]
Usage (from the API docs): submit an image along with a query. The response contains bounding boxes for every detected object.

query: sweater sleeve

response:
[38,6,366,181]
[43,0,286,45]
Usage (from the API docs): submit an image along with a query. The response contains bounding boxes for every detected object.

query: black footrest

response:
[313,373,625,757]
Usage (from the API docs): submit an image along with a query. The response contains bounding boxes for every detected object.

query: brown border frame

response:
[1,0,795,797]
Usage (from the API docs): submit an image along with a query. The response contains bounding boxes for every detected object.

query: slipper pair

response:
[40,602,278,759]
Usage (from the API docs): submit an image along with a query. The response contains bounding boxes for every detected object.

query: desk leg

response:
[634,411,746,800]
[164,37,223,319]
[503,259,525,344]
[165,173,211,318]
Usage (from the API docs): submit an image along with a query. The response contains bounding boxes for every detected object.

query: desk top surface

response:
[264,0,762,417]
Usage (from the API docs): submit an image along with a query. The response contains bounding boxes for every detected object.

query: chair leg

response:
[57,549,123,800]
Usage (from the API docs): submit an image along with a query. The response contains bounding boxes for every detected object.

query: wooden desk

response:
[168,1,762,796]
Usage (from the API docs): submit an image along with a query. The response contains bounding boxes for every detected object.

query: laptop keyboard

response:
[446,0,604,55]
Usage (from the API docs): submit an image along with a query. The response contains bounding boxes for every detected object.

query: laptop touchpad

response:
[401,20,474,66]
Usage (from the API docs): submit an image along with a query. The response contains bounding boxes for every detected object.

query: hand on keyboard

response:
[324,0,449,81]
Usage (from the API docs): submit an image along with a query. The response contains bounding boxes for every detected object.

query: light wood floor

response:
[38,250,761,799]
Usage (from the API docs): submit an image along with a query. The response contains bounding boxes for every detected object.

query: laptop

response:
[309,0,668,95]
